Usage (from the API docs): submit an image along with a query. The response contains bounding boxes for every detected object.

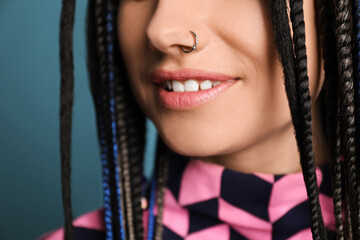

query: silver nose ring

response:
[180,31,197,53]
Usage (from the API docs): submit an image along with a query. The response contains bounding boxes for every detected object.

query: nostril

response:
[179,30,197,53]
[179,45,193,53]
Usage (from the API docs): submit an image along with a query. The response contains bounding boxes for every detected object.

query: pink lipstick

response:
[151,68,239,110]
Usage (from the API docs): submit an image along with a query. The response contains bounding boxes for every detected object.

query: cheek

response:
[117,4,155,117]
[304,0,323,99]
[118,8,140,64]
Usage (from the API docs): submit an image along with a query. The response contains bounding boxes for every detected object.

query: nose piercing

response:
[180,31,197,53]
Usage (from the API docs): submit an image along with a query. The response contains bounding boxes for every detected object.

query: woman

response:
[42,0,360,239]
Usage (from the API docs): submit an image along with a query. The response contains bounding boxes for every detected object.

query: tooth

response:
[212,81,221,87]
[166,81,172,90]
[200,80,212,90]
[172,80,185,92]
[184,80,199,92]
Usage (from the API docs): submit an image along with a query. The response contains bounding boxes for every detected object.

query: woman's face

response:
[117,0,323,172]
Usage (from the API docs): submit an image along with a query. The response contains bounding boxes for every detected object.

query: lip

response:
[152,68,239,110]
[157,79,238,110]
[151,68,236,83]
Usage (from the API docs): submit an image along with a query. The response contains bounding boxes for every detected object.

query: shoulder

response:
[37,208,105,240]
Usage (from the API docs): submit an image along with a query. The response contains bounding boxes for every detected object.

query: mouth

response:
[156,79,239,110]
[151,68,240,110]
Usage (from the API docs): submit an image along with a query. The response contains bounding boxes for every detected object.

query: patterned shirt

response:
[152,153,336,240]
[40,153,336,240]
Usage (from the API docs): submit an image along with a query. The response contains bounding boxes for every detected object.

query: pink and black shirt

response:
[40,154,336,240]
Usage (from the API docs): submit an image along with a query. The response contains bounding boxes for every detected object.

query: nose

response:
[146,1,209,56]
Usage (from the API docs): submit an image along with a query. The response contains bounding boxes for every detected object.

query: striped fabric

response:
[151,154,336,240]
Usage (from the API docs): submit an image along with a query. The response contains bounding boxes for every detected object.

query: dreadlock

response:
[93,0,126,239]
[87,0,117,238]
[268,1,326,239]
[59,0,76,239]
[59,0,360,239]
[318,0,344,238]
[333,0,360,238]
[289,1,328,237]
[88,0,147,239]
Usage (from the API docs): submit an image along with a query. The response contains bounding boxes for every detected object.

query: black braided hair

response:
[333,0,360,238]
[59,0,76,239]
[290,0,328,238]
[355,0,360,185]
[318,0,344,238]
[269,1,326,239]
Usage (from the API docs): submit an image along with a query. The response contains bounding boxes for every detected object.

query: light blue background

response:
[0,1,156,239]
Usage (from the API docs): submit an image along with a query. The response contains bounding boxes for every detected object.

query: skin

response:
[117,0,329,174]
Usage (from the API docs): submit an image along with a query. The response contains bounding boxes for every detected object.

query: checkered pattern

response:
[152,154,336,240]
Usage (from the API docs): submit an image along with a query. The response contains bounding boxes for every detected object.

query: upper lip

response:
[151,68,237,83]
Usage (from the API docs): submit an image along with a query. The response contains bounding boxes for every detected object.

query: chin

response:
[156,127,236,158]
[164,141,220,158]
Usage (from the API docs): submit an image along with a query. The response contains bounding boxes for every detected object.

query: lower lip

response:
[157,80,237,110]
